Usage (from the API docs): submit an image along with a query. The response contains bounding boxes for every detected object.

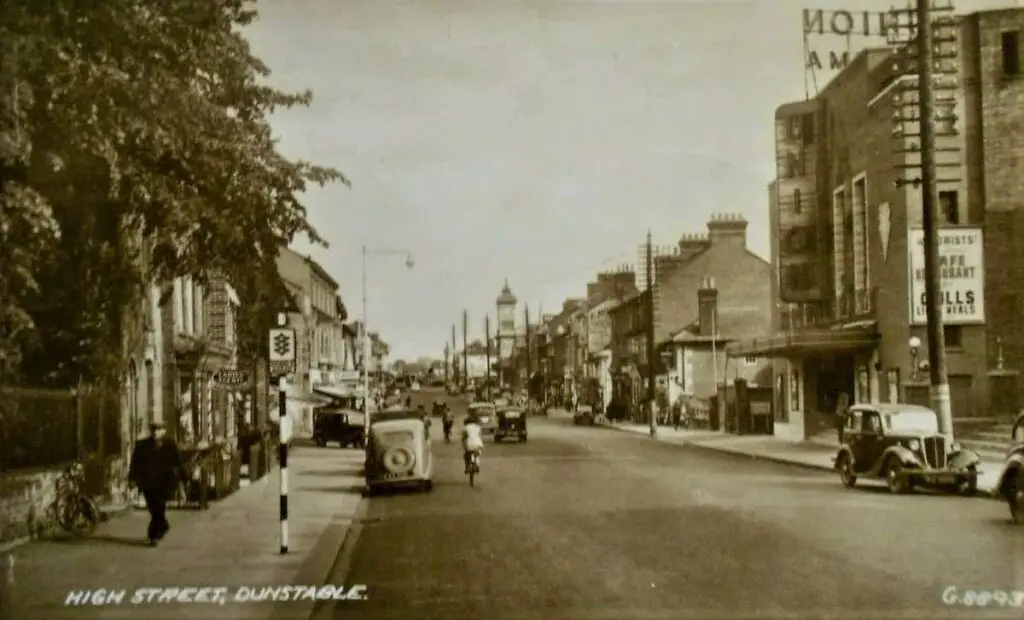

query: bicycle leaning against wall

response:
[49,462,105,535]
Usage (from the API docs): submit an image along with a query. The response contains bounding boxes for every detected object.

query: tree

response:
[0,0,347,385]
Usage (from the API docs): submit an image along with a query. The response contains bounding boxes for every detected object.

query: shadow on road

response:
[298,469,363,477]
[50,534,151,547]
[299,484,364,494]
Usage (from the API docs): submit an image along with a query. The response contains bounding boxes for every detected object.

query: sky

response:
[243,0,1018,361]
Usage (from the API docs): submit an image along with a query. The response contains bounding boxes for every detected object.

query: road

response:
[314,410,1023,620]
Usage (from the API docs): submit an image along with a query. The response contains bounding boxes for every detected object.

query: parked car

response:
[312,409,365,448]
[495,407,527,442]
[363,411,433,495]
[995,412,1024,524]
[574,405,595,426]
[468,402,497,437]
[834,403,981,495]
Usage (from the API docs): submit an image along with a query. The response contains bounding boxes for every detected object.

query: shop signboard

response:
[908,228,985,325]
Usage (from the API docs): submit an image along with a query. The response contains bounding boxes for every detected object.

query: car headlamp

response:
[907,439,921,451]
[950,441,962,453]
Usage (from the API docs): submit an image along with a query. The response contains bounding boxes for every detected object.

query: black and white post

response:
[269,312,296,556]
[278,374,288,554]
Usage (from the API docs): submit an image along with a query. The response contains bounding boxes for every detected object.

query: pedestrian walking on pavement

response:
[672,399,682,431]
[129,421,187,546]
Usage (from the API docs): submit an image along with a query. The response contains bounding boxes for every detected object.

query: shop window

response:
[1003,31,1021,76]
[944,325,963,349]
[789,369,802,412]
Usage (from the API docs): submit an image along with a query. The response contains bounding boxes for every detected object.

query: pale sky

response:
[243,0,1015,360]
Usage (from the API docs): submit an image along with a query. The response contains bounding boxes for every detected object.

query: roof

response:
[496,279,517,305]
[849,403,935,415]
[304,255,339,289]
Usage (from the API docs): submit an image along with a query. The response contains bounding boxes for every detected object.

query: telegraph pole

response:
[892,1,957,436]
[485,314,492,402]
[914,0,952,436]
[525,304,532,399]
[462,310,468,393]
[443,342,450,385]
[645,230,657,439]
[451,324,457,388]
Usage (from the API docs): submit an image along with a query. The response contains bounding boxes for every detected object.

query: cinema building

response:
[728,7,1024,442]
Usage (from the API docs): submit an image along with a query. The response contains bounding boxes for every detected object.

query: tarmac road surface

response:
[314,413,1024,620]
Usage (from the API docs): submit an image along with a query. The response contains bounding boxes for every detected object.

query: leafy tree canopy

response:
[0,0,347,384]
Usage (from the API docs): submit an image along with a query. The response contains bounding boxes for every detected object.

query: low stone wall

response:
[0,466,63,545]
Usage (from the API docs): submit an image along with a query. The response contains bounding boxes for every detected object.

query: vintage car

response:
[311,390,366,448]
[312,409,365,448]
[995,413,1024,524]
[468,402,497,437]
[495,406,528,442]
[573,405,595,426]
[364,410,433,495]
[834,403,981,495]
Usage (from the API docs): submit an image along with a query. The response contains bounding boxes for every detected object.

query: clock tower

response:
[495,279,517,361]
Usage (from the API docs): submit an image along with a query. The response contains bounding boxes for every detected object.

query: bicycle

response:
[49,463,103,535]
[466,450,480,487]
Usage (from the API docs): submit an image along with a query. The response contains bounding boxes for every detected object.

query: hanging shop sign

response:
[907,228,985,325]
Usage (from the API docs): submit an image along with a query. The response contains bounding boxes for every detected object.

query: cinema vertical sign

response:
[803,9,898,75]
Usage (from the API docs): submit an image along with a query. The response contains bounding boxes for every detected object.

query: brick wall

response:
[683,346,772,399]
[0,468,62,544]
[654,237,772,344]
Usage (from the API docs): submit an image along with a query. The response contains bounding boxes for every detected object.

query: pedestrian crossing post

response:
[278,376,288,555]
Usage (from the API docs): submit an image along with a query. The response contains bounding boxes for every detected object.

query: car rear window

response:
[377,431,414,445]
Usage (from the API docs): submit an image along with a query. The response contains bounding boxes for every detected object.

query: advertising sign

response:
[212,369,253,391]
[464,354,489,379]
[908,228,985,325]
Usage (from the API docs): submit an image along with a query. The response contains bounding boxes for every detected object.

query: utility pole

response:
[451,324,457,388]
[525,303,532,399]
[443,342,450,385]
[891,0,957,436]
[462,310,468,394]
[645,230,657,438]
[485,314,492,402]
[915,0,952,437]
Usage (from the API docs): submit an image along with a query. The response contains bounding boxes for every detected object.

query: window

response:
[789,369,801,412]
[944,325,963,349]
[801,113,815,144]
[788,116,802,140]
[845,411,862,431]
[793,188,802,214]
[864,413,882,434]
[939,190,959,224]
[1003,31,1021,76]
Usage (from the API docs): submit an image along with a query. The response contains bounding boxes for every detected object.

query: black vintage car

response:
[495,406,527,442]
[313,409,365,448]
[834,403,981,495]
[994,413,1024,524]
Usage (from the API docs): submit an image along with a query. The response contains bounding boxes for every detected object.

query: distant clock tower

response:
[495,279,517,361]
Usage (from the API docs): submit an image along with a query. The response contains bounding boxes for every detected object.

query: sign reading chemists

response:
[908,228,985,325]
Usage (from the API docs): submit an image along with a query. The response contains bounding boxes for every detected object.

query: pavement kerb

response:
[269,489,368,620]
[597,421,1006,502]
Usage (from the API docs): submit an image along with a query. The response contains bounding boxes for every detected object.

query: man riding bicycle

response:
[461,413,484,474]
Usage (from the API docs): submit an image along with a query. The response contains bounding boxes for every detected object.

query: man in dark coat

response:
[129,422,187,546]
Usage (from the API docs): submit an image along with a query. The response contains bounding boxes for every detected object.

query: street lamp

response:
[361,245,414,446]
[909,336,922,381]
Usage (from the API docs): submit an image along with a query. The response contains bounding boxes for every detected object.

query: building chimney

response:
[587,282,599,298]
[698,276,718,337]
[707,213,748,250]
[677,233,710,261]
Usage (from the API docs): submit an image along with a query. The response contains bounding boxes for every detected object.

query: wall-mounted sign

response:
[908,228,985,325]
[212,369,252,391]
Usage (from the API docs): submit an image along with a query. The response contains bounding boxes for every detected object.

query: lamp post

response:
[361,246,414,445]
[909,336,922,381]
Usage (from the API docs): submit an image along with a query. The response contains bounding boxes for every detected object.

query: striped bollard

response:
[279,377,289,554]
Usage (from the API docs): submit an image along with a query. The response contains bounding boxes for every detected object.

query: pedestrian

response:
[672,399,682,431]
[129,421,187,546]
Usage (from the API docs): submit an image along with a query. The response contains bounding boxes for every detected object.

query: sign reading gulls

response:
[908,228,985,325]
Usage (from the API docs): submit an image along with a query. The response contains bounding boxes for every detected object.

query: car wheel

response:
[885,458,910,494]
[1009,473,1024,525]
[315,437,326,447]
[958,465,978,496]
[837,454,857,488]
[423,480,433,492]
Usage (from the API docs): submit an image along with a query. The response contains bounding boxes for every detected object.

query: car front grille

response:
[923,436,946,468]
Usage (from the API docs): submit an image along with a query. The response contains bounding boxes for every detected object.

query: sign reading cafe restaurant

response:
[908,228,985,325]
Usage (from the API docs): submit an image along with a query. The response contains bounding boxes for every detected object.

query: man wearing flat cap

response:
[129,421,187,546]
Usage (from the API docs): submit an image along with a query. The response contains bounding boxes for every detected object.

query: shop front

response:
[726,325,880,442]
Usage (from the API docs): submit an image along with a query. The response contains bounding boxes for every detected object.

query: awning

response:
[725,326,879,358]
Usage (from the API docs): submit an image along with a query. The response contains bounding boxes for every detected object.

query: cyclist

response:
[461,413,484,474]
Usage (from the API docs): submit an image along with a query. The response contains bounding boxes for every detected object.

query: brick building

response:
[652,214,773,346]
[730,7,1024,442]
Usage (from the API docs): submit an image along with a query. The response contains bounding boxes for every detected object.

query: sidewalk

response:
[0,446,366,620]
[600,421,1003,497]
